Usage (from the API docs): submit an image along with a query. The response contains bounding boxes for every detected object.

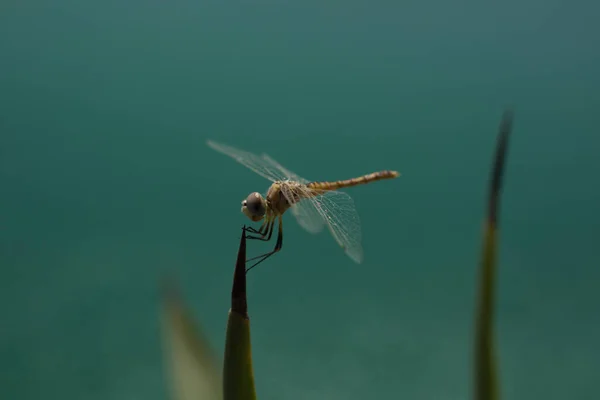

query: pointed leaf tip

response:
[488,108,514,226]
[223,226,256,400]
[473,109,515,400]
[231,226,248,318]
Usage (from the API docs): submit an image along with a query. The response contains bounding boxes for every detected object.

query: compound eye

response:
[244,192,265,216]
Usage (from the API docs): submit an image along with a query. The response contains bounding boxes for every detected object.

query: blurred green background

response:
[1,1,598,399]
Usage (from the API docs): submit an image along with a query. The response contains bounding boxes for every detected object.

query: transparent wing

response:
[260,154,310,184]
[260,154,328,234]
[280,184,326,234]
[317,190,364,264]
[206,140,286,182]
[290,200,327,234]
[294,186,364,264]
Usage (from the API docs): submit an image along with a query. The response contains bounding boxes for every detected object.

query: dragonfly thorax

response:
[266,181,304,216]
[241,192,267,222]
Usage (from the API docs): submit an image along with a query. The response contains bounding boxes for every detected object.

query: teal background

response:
[1,1,599,399]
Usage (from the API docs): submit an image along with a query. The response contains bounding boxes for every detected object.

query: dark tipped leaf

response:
[473,109,514,400]
[223,227,257,400]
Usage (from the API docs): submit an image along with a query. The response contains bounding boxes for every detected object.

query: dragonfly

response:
[207,140,400,272]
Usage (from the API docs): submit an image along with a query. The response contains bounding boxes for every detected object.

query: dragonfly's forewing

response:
[260,154,310,184]
[206,140,286,182]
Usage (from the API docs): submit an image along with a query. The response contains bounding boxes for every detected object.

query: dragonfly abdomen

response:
[307,170,400,191]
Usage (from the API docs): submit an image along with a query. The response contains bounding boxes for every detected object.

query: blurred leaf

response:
[223,227,257,400]
[160,278,222,400]
[473,109,514,400]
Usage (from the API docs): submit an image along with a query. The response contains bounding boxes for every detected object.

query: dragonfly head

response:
[241,192,266,222]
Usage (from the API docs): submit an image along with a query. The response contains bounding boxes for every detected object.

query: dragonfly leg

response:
[245,220,269,235]
[245,217,283,273]
[245,219,274,242]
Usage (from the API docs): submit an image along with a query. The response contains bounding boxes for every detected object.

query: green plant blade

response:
[223,227,257,400]
[473,109,514,400]
[160,278,222,400]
